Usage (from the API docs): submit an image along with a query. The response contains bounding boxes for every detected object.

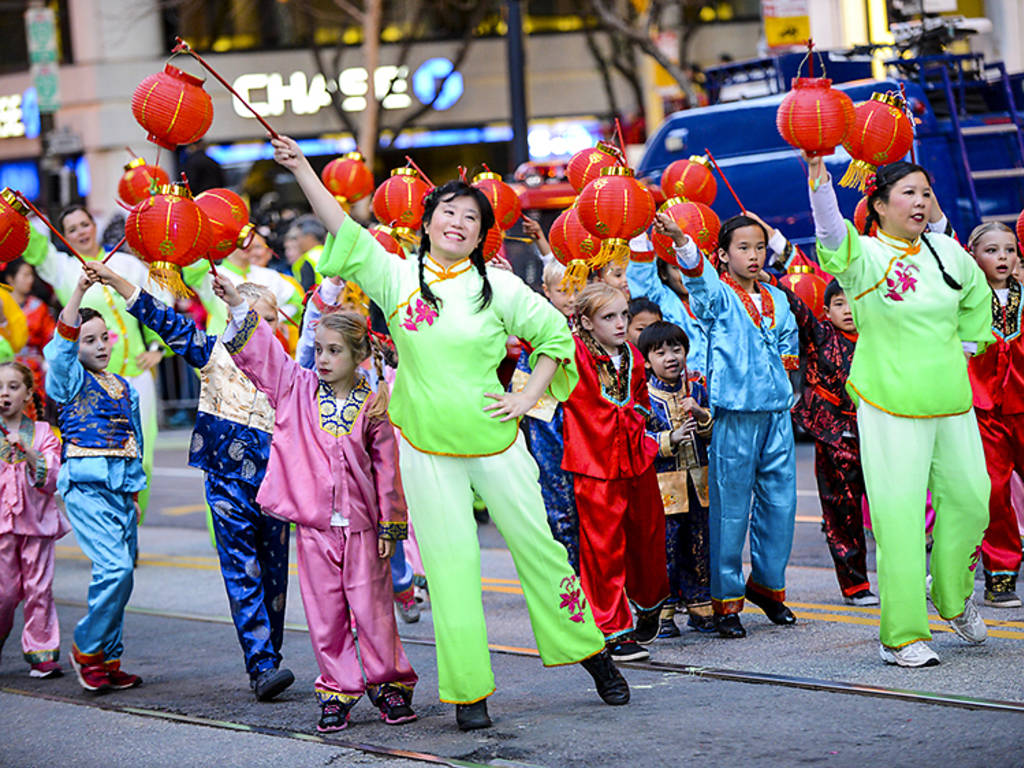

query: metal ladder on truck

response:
[909,53,1024,225]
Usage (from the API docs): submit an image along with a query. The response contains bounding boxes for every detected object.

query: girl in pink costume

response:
[213,275,417,734]
[0,361,67,678]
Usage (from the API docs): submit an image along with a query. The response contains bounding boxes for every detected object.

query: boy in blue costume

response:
[638,321,714,637]
[45,273,146,693]
[86,262,294,701]
[654,213,800,639]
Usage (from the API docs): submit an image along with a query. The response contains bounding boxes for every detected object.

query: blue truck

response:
[636,48,1024,249]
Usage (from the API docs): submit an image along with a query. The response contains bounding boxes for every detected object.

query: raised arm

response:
[653,214,726,322]
[271,135,347,236]
[43,274,92,404]
[297,277,345,370]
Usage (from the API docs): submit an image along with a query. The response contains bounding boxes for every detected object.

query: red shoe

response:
[29,660,63,679]
[105,659,143,690]
[71,646,111,693]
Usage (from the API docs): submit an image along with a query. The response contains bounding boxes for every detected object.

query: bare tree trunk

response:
[583,25,620,118]
[358,0,381,171]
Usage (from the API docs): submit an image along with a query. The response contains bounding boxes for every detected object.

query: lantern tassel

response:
[838,159,876,192]
[392,226,420,250]
[560,260,591,293]
[148,261,192,298]
[592,237,630,271]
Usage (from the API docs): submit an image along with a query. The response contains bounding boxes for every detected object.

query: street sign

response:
[46,125,82,155]
[25,7,60,113]
[31,62,60,113]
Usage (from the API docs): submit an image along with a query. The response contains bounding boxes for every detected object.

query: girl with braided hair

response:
[270,134,627,732]
[808,155,993,667]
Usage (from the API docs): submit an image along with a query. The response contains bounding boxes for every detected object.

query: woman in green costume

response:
[270,135,628,730]
[807,156,993,667]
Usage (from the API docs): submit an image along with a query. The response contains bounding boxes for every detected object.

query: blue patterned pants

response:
[206,473,290,678]
[665,481,711,609]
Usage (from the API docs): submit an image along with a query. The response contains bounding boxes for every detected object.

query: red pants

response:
[574,466,669,637]
[977,409,1024,574]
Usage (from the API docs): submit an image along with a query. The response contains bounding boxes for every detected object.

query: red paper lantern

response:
[854,196,878,237]
[0,188,30,265]
[577,167,656,268]
[839,91,915,191]
[1016,209,1024,250]
[651,197,721,264]
[566,143,622,194]
[372,168,431,245]
[126,182,213,295]
[781,265,829,318]
[481,227,504,261]
[118,158,170,206]
[322,152,374,207]
[369,224,405,259]
[776,77,855,158]
[660,156,717,206]
[472,171,522,230]
[548,206,603,290]
[131,64,214,150]
[194,188,254,260]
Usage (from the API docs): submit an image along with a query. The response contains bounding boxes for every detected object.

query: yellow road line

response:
[795,515,821,523]
[162,504,206,517]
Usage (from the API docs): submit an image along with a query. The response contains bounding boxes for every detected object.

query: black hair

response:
[58,204,93,232]
[416,180,496,312]
[628,296,662,321]
[2,257,28,282]
[78,307,105,326]
[864,161,961,291]
[824,279,845,308]
[637,320,690,359]
[717,214,768,254]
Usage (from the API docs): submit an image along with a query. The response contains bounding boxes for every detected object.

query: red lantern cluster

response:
[126,182,213,295]
[549,206,603,290]
[566,143,622,194]
[660,156,717,206]
[781,266,829,318]
[372,168,431,245]
[472,171,521,230]
[194,188,254,260]
[576,167,656,268]
[0,188,30,265]
[651,197,721,264]
[839,91,915,192]
[776,77,855,158]
[368,224,404,259]
[131,64,214,150]
[118,158,170,206]
[322,152,374,208]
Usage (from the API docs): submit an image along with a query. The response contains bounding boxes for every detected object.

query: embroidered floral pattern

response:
[558,574,587,623]
[883,261,920,301]
[968,543,982,572]
[993,280,1022,341]
[399,298,438,332]
[721,272,775,328]
[318,376,371,437]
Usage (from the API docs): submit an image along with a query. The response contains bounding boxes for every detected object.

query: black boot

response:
[252,667,295,701]
[455,699,492,731]
[744,586,796,625]
[633,608,660,645]
[580,649,630,705]
[715,614,746,639]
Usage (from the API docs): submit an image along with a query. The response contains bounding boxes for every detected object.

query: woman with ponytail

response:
[270,134,626,732]
[807,155,994,668]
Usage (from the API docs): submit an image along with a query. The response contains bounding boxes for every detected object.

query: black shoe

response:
[456,699,492,731]
[317,699,355,733]
[715,614,746,639]
[984,572,1022,608]
[605,635,650,662]
[633,609,660,645]
[686,612,717,634]
[252,667,295,701]
[374,684,417,725]
[745,586,797,625]
[580,649,630,705]
[657,617,681,639]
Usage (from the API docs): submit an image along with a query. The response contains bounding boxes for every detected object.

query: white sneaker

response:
[948,597,987,645]
[879,641,940,667]
[843,590,880,606]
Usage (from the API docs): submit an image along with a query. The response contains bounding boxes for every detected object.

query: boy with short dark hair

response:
[44,274,146,693]
[638,321,714,637]
[627,297,662,348]
[780,276,878,606]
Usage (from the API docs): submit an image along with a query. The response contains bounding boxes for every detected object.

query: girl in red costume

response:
[2,260,55,417]
[563,282,668,662]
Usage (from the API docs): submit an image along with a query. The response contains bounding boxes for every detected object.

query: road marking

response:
[152,467,203,478]
[161,504,206,517]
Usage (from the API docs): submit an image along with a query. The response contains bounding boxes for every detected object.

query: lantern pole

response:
[404,156,435,188]
[171,37,280,140]
[101,235,127,264]
[14,191,88,266]
[703,148,745,212]
[506,0,530,168]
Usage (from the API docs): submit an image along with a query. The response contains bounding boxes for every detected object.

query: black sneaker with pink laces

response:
[374,684,417,725]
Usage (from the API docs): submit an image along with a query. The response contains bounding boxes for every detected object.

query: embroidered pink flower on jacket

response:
[884,261,920,302]
[400,298,438,332]
[968,543,982,572]
[559,575,587,623]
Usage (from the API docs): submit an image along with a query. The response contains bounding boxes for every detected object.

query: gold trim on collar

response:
[424,254,473,279]
[877,228,922,256]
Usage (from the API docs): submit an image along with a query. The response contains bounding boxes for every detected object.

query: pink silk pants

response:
[0,534,61,664]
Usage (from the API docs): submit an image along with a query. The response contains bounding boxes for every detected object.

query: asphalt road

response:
[2,429,1022,768]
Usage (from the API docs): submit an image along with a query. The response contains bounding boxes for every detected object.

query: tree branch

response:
[588,0,691,89]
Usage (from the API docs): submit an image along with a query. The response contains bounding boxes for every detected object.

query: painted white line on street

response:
[152,467,203,478]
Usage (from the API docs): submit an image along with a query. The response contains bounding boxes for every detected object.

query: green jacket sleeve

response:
[316,218,400,314]
[815,221,867,286]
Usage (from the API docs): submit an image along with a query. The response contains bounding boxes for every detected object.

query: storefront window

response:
[0,1,72,74]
